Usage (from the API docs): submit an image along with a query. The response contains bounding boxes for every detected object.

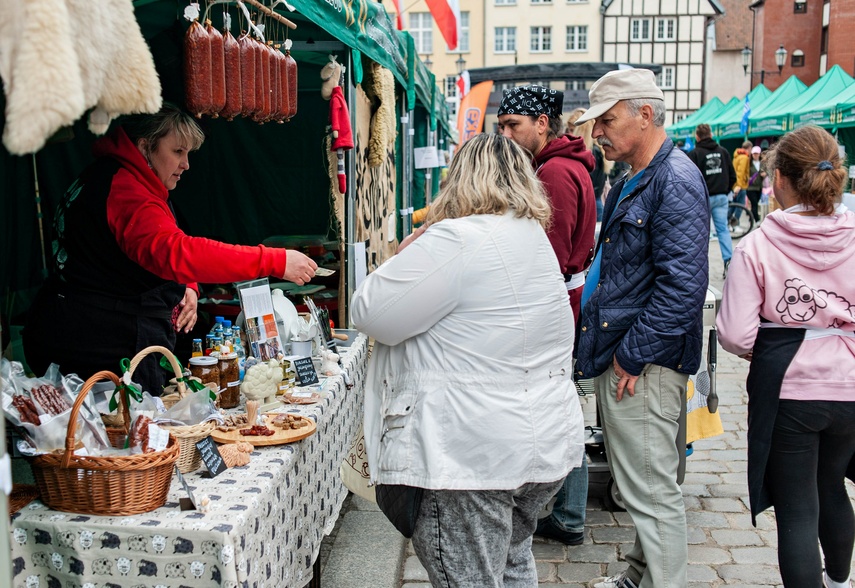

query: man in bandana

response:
[498,85,597,546]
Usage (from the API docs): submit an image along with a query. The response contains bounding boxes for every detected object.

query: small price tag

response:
[293,357,319,386]
[291,391,314,399]
[148,424,169,452]
[195,436,228,477]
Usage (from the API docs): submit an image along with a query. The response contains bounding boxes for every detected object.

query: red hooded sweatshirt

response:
[98,128,288,286]
[533,134,597,323]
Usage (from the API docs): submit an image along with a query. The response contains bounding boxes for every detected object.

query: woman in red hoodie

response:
[24,104,317,394]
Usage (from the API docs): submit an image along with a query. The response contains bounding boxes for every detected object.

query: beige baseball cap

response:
[574,68,665,125]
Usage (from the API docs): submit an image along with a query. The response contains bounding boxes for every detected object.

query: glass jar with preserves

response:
[189,356,219,390]
[217,352,241,409]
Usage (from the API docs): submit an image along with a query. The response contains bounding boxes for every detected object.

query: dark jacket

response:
[746,159,765,193]
[575,139,710,378]
[687,137,736,196]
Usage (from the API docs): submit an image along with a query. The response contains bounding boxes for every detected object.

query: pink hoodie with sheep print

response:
[716,208,855,401]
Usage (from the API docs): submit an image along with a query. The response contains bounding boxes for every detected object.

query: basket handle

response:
[63,371,121,468]
[128,345,187,396]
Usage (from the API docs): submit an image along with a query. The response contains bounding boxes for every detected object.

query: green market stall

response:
[711,84,771,140]
[790,65,854,131]
[666,96,726,142]
[0,0,451,345]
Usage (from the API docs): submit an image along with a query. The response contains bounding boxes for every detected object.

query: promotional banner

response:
[457,81,493,144]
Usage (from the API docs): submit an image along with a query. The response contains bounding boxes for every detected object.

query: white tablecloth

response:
[9,335,368,588]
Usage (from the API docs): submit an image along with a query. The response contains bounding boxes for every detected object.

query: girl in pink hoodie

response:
[717,125,855,588]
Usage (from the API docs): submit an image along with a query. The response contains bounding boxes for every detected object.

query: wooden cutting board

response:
[210,413,316,446]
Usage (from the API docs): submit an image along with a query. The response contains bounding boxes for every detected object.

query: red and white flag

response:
[389,0,403,30]
[456,70,470,98]
[425,0,460,51]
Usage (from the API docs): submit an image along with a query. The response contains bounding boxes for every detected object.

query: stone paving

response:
[397,240,855,588]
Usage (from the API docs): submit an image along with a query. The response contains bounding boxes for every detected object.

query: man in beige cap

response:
[574,68,710,588]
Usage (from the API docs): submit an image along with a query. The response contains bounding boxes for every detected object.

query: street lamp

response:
[424,55,433,70]
[455,55,466,74]
[742,44,787,85]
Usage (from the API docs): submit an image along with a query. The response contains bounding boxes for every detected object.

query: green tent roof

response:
[666,97,726,140]
[703,97,739,137]
[710,84,771,140]
[747,75,808,136]
[791,65,854,130]
[833,81,855,127]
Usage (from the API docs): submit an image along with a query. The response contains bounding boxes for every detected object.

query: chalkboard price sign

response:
[293,356,320,386]
[195,436,228,477]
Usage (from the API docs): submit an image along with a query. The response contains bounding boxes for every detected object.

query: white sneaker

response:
[589,572,639,588]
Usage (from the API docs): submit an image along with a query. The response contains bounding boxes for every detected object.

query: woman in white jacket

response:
[351,133,584,587]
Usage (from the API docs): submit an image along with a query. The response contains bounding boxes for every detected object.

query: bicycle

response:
[727,202,755,239]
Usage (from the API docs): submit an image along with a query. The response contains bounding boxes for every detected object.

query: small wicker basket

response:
[29,371,179,516]
[128,346,214,473]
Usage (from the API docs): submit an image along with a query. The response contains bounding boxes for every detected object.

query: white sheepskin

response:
[0,0,161,155]
[367,63,397,168]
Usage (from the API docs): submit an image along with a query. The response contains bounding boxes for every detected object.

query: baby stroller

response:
[584,287,722,510]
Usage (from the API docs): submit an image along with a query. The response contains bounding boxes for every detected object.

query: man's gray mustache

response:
[597,137,613,147]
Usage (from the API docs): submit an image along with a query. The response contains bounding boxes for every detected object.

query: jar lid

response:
[189,356,218,366]
[219,352,238,360]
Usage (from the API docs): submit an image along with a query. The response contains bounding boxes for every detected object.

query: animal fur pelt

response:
[365,62,397,168]
[0,0,162,155]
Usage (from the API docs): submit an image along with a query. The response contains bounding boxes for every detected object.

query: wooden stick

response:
[243,0,297,29]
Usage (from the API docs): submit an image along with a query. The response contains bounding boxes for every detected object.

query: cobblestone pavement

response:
[399,240,855,588]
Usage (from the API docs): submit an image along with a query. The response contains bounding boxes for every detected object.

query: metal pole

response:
[345,52,356,327]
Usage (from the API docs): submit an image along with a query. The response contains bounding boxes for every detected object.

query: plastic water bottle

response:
[233,325,247,380]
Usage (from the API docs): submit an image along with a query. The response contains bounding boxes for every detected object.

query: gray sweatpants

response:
[411,479,564,587]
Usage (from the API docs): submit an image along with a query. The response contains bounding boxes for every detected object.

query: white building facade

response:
[602,0,724,125]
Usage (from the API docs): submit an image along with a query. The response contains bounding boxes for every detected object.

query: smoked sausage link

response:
[206,21,226,116]
[238,33,256,116]
[274,47,288,122]
[284,51,298,120]
[184,21,213,118]
[222,30,242,120]
[252,39,267,120]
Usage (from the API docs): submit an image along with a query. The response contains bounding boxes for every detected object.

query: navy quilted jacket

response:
[575,139,710,379]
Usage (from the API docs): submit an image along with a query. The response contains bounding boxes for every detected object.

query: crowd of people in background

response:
[355,69,854,588]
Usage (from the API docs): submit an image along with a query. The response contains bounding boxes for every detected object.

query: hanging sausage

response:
[238,33,256,117]
[206,20,226,116]
[269,44,281,123]
[273,46,289,123]
[184,20,212,118]
[284,48,298,120]
[253,37,267,120]
[221,29,242,120]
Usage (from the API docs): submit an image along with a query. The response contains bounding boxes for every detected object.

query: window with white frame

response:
[656,18,676,41]
[530,26,552,52]
[445,76,459,99]
[495,0,516,5]
[495,27,517,52]
[566,25,588,51]
[566,80,585,90]
[630,18,652,41]
[449,12,470,52]
[566,0,587,3]
[656,66,675,89]
[531,0,553,3]
[410,12,433,54]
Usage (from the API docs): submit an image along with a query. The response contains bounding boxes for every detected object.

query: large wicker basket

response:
[129,346,213,473]
[29,371,179,516]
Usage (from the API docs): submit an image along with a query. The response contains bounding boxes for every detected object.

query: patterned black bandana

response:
[497,85,564,118]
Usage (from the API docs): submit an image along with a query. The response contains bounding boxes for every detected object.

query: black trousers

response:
[766,399,855,587]
[746,190,762,222]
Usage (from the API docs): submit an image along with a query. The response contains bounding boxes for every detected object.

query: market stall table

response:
[9,335,368,588]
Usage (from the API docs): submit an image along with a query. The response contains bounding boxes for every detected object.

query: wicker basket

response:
[129,346,211,473]
[29,371,179,516]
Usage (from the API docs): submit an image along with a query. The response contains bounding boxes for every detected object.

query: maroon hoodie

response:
[534,134,597,322]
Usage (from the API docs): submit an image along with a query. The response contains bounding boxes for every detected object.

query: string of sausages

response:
[11,384,72,425]
[185,18,297,123]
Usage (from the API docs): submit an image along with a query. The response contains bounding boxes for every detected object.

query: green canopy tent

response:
[666,97,726,142]
[834,82,855,128]
[711,84,771,140]
[791,65,854,131]
[749,73,834,137]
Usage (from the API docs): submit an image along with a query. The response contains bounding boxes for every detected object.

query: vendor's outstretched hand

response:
[283,250,318,285]
[175,287,198,333]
